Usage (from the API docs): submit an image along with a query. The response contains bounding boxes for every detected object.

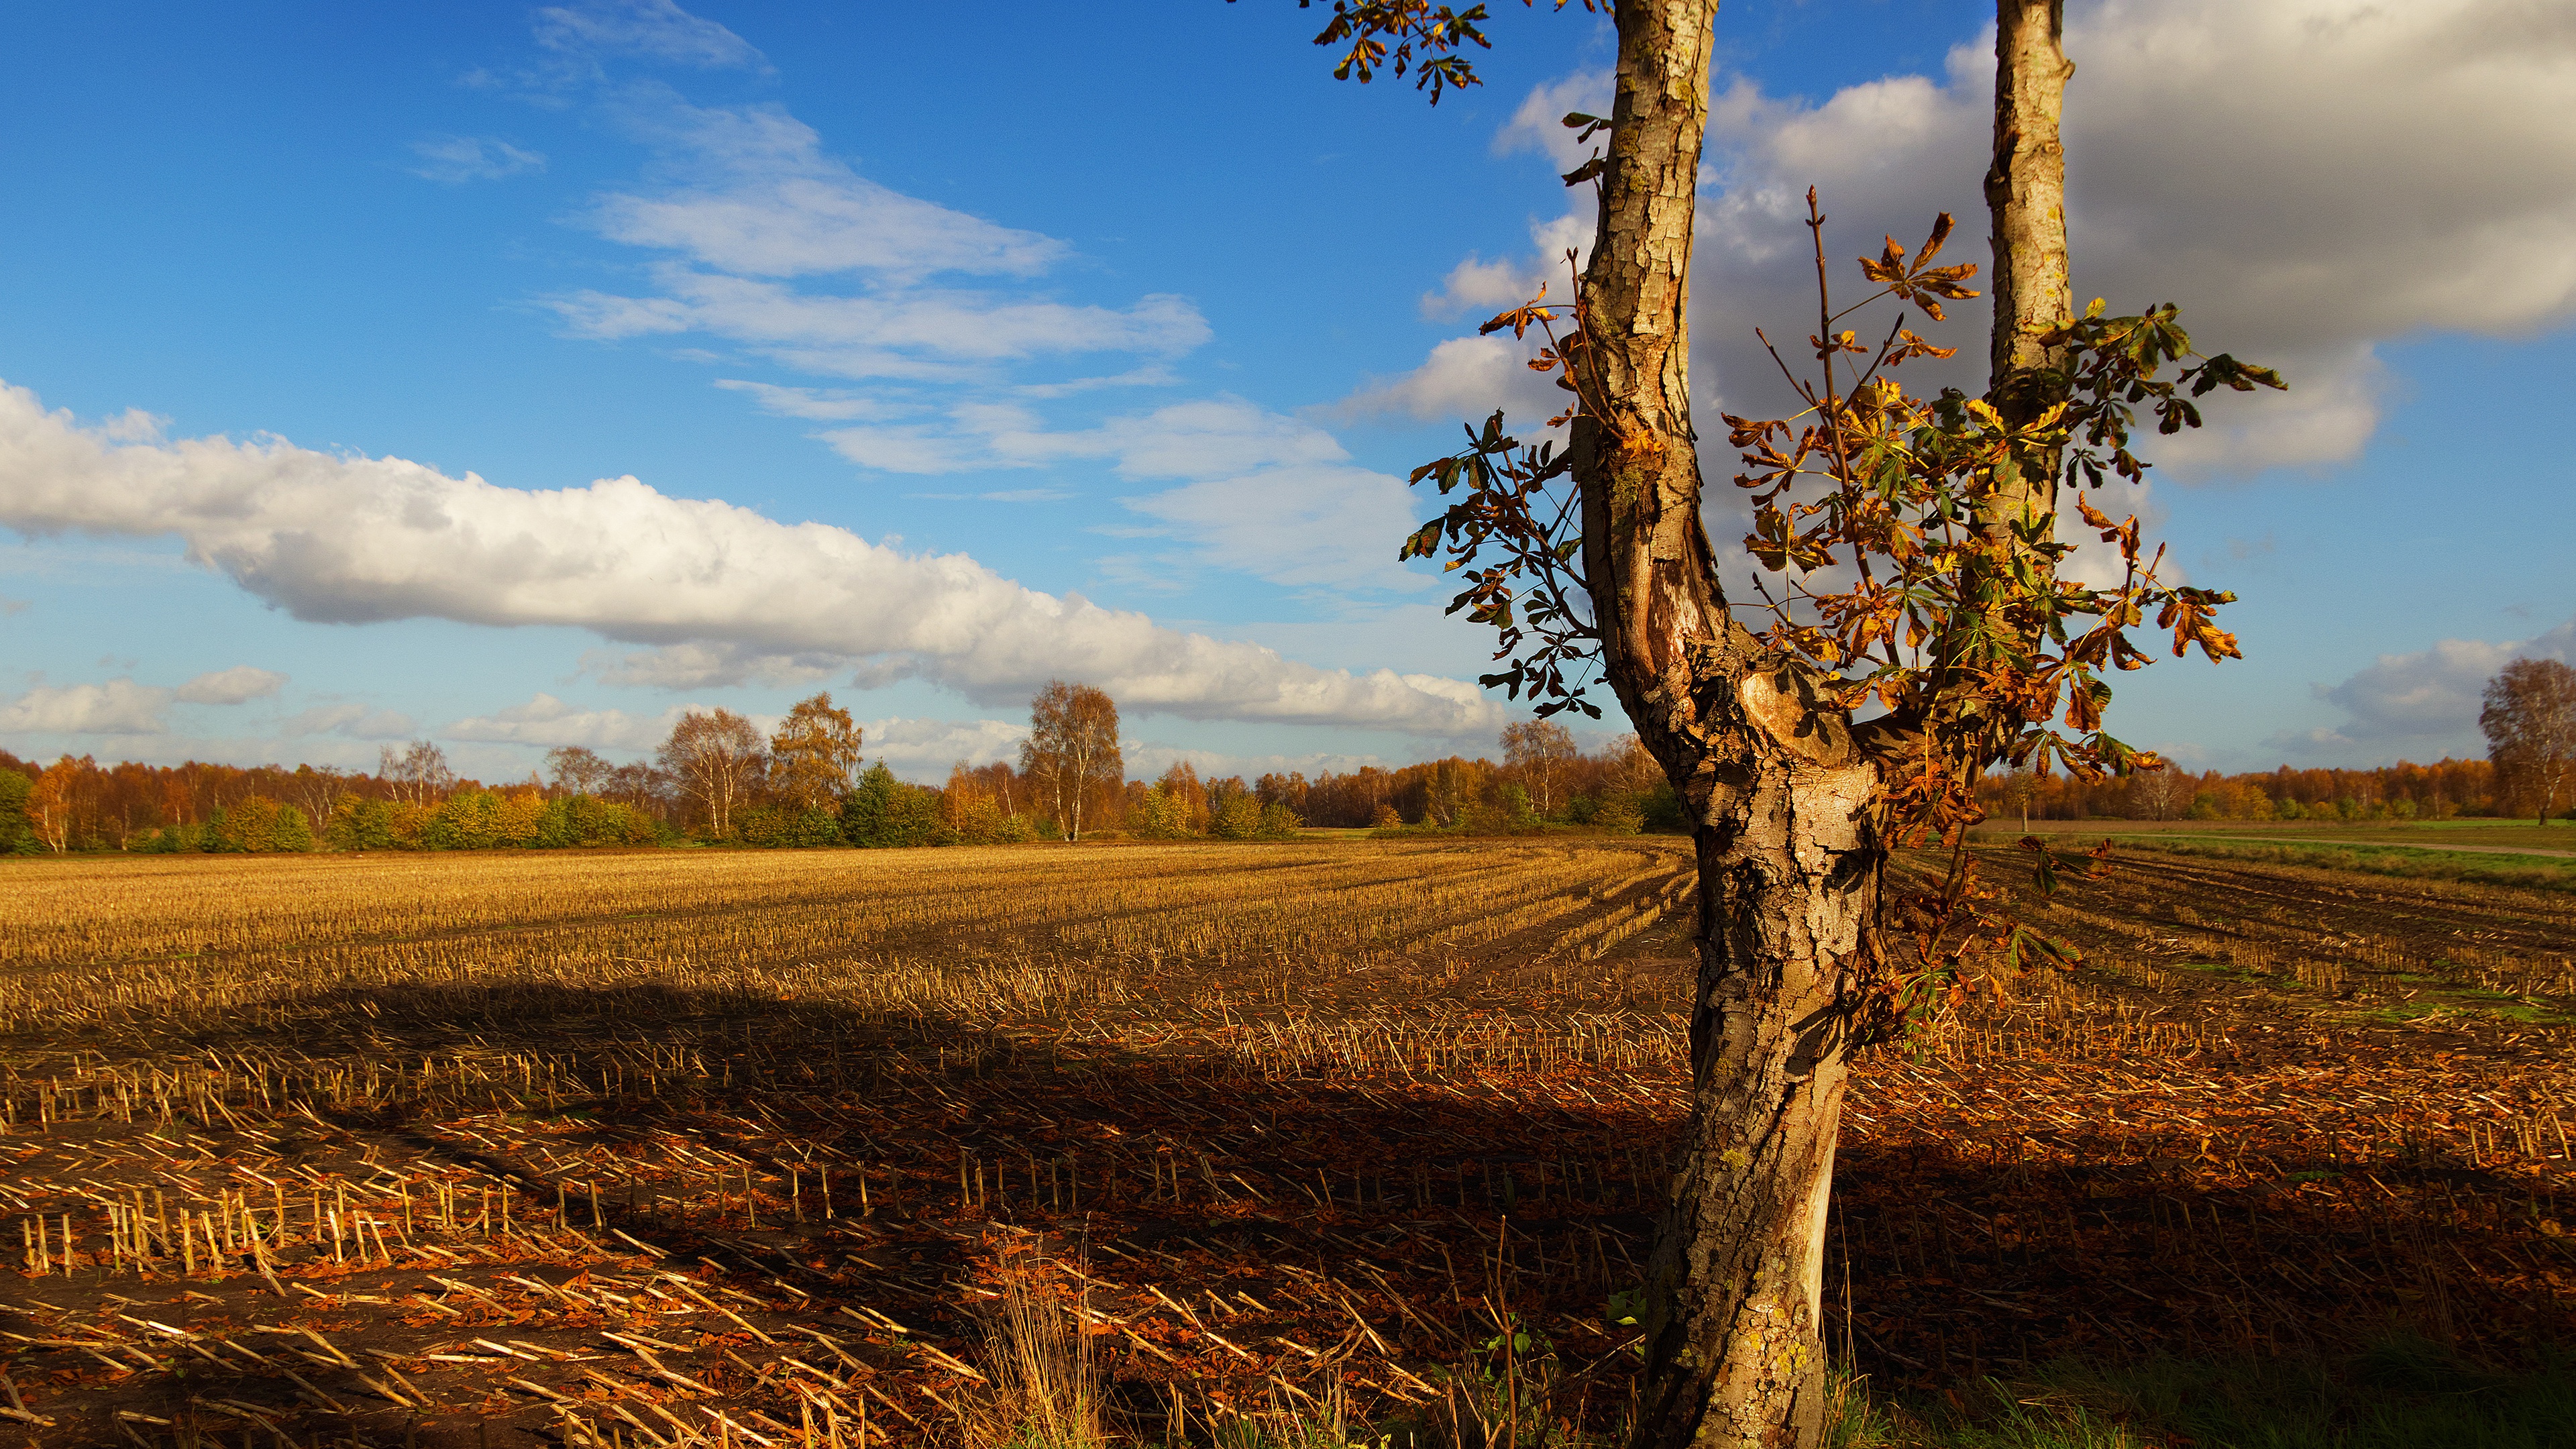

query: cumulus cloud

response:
[0,678,174,735]
[409,136,547,184]
[1338,333,1570,427]
[0,383,1500,736]
[535,0,765,69]
[444,693,701,752]
[1118,467,1430,595]
[807,396,1437,594]
[174,665,286,705]
[578,642,841,690]
[2284,616,2576,755]
[1363,0,2576,477]
[863,716,1028,777]
[282,702,415,740]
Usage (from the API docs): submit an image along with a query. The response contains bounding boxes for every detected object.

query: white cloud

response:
[904,488,1076,504]
[547,268,1208,379]
[1118,466,1430,594]
[590,95,1051,280]
[1407,72,1611,323]
[1366,0,2576,476]
[535,0,764,69]
[862,716,1028,778]
[596,171,1056,283]
[712,379,910,422]
[408,136,547,184]
[444,693,701,752]
[0,382,1501,736]
[578,642,841,690]
[2286,616,2576,755]
[806,395,1441,595]
[1338,333,1569,426]
[545,85,1210,392]
[817,423,983,473]
[174,665,286,705]
[1496,70,1614,172]
[282,703,416,740]
[0,679,173,735]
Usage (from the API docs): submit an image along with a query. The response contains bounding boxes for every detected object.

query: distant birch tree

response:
[1501,716,1579,817]
[2483,658,2576,825]
[657,708,765,839]
[1020,681,1122,841]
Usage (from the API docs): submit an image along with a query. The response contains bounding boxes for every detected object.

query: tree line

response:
[0,683,1678,854]
[1981,755,2505,824]
[1977,659,2576,826]
[6,661,2567,855]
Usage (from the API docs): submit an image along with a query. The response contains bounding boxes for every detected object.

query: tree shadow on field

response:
[320,975,2571,1357]
[42,971,2568,1447]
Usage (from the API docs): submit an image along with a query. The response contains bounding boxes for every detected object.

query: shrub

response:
[327,796,396,851]
[841,764,954,848]
[1255,802,1302,839]
[1130,786,1193,840]
[1208,794,1262,840]
[1595,794,1644,835]
[954,799,1041,845]
[207,796,313,853]
[0,769,33,855]
[738,804,845,848]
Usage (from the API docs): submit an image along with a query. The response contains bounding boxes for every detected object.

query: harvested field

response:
[0,840,2568,1448]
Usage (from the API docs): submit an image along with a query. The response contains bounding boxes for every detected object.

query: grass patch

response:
[2111,837,2576,895]
[1827,1338,2576,1448]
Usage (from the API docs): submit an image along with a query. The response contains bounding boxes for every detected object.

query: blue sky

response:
[3,0,2570,782]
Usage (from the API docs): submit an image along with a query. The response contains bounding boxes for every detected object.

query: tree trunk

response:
[1570,5,1883,1447]
[1591,4,2082,1446]
[1987,1,2074,389]
[1982,0,2075,511]
[1930,0,2076,761]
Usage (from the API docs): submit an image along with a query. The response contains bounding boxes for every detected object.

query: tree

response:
[2481,657,2576,825]
[25,756,83,853]
[2002,765,2039,831]
[1283,3,2279,1442]
[2133,761,2182,821]
[769,692,865,811]
[1155,761,1212,833]
[545,745,614,798]
[602,761,672,820]
[284,764,345,830]
[380,740,455,807]
[1501,716,1579,817]
[1020,681,1122,842]
[0,763,34,855]
[841,762,951,848]
[657,708,765,840]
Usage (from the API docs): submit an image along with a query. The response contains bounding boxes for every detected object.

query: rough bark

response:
[1573,5,1882,1447]
[1928,0,2078,765]
[1983,0,2076,503]
[1570,5,2085,1444]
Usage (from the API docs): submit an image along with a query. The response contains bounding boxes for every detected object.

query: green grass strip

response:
[2109,836,2576,896]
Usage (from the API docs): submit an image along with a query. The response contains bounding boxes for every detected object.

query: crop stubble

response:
[0,839,2566,1446]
